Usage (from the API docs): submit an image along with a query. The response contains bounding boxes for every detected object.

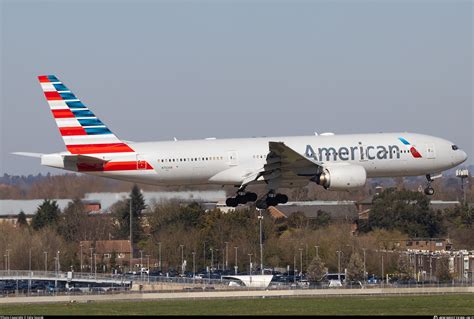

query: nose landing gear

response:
[424,174,435,196]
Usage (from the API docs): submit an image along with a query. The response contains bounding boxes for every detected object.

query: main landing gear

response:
[424,174,435,196]
[255,192,288,209]
[226,191,258,207]
[225,189,289,209]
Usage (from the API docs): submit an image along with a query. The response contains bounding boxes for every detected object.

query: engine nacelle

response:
[313,164,367,190]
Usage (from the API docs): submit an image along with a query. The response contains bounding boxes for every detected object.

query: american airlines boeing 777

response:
[14,75,468,209]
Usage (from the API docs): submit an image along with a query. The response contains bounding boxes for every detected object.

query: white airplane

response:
[14,75,468,209]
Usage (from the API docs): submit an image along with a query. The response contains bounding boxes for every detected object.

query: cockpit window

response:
[452,145,459,151]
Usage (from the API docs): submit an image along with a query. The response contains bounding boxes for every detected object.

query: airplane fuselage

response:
[78,132,466,187]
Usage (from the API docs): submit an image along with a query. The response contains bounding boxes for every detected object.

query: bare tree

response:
[306,256,326,282]
[346,251,365,281]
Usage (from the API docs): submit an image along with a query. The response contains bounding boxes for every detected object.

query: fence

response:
[0,270,473,297]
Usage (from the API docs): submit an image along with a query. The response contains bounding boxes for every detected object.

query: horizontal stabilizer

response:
[12,152,44,158]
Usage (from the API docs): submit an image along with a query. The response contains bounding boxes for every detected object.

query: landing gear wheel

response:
[226,197,239,207]
[275,194,288,204]
[236,195,248,204]
[245,192,258,202]
[266,197,278,207]
[424,187,435,196]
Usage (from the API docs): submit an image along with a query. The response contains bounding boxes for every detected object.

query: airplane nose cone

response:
[460,150,468,164]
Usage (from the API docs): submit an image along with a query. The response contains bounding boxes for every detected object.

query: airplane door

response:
[136,154,148,170]
[426,144,436,159]
[227,151,238,166]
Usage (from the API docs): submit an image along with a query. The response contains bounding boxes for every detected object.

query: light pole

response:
[6,249,10,275]
[224,242,228,271]
[210,248,214,273]
[179,245,184,274]
[29,249,31,273]
[3,254,6,272]
[203,242,206,271]
[362,248,367,284]
[234,246,238,275]
[429,254,432,283]
[57,250,60,273]
[293,255,296,283]
[44,251,48,272]
[248,253,253,283]
[89,247,93,275]
[192,251,196,280]
[258,210,264,275]
[315,245,319,258]
[414,251,418,280]
[299,248,303,279]
[140,250,143,280]
[336,250,342,282]
[381,251,384,285]
[80,244,83,273]
[215,249,219,270]
[94,253,97,279]
[158,242,162,270]
[146,255,150,283]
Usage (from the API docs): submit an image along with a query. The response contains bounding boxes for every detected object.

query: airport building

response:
[79,240,133,271]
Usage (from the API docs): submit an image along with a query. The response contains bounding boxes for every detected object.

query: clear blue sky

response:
[1,0,472,175]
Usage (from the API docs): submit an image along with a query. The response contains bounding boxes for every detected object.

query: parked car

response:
[367,276,380,284]
[328,279,342,288]
[149,270,163,277]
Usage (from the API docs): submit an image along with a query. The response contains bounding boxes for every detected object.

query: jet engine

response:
[312,164,367,190]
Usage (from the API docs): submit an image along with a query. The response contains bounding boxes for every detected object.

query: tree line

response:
[1,186,472,282]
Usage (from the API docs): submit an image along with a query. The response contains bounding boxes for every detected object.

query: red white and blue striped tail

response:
[38,75,135,155]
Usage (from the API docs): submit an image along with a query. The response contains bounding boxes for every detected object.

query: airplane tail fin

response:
[38,75,135,155]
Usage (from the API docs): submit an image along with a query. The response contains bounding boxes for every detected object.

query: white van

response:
[328,279,342,288]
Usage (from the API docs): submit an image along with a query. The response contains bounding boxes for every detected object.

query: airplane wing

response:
[267,141,319,170]
[241,141,323,189]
